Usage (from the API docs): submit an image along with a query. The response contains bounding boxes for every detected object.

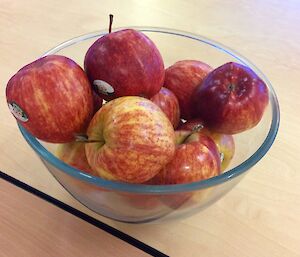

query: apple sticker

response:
[93,80,114,96]
[220,152,225,163]
[8,102,28,122]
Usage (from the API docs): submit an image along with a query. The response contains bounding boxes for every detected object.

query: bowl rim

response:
[18,26,280,194]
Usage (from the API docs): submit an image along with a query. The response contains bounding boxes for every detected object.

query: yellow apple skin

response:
[85,96,176,183]
[56,142,96,175]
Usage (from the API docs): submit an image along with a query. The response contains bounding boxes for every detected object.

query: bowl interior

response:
[19,27,280,194]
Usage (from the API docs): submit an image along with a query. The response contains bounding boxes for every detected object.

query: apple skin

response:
[192,62,269,134]
[6,55,94,143]
[84,29,164,101]
[164,60,213,120]
[85,96,175,183]
[148,133,221,185]
[150,87,180,128]
[179,118,206,131]
[179,119,235,171]
[56,142,96,175]
[92,90,103,114]
[55,142,110,194]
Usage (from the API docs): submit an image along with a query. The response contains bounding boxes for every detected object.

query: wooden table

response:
[0,1,299,256]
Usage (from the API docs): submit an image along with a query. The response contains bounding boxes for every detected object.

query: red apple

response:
[84,29,164,101]
[92,90,103,114]
[180,119,235,171]
[56,142,96,175]
[164,60,213,120]
[118,192,162,210]
[148,132,221,185]
[192,62,269,134]
[179,118,206,131]
[6,55,93,143]
[85,96,175,183]
[177,119,185,129]
[150,87,180,128]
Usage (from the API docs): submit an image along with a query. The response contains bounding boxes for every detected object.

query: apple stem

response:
[182,124,204,143]
[109,14,113,33]
[74,134,102,143]
[192,124,204,132]
[181,133,193,144]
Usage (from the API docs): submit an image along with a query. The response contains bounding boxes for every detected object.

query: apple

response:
[164,60,213,120]
[192,62,269,134]
[56,142,96,175]
[118,192,162,210]
[180,119,235,171]
[150,87,180,128]
[92,90,103,114]
[148,131,221,185]
[55,142,110,195]
[174,130,192,145]
[85,96,175,183]
[6,55,93,143]
[84,20,164,101]
[179,118,206,131]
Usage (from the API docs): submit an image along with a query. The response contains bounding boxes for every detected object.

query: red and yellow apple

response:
[55,142,110,194]
[151,87,180,128]
[180,119,235,171]
[84,29,164,101]
[6,55,93,143]
[85,96,175,183]
[164,60,213,120]
[148,132,221,185]
[56,141,96,175]
[192,62,269,134]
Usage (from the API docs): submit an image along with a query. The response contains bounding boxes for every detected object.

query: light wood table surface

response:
[0,1,299,256]
[0,178,149,257]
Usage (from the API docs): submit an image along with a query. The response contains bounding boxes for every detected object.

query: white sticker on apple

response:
[8,102,28,122]
[93,80,114,96]
[220,152,225,163]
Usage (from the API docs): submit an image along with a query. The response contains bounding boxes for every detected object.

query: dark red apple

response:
[192,62,269,134]
[151,87,180,128]
[164,60,213,120]
[148,132,221,185]
[92,90,103,114]
[179,119,235,171]
[6,55,93,143]
[84,28,164,101]
[179,118,206,131]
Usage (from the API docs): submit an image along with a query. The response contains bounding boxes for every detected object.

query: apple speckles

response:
[214,79,221,85]
[225,71,232,78]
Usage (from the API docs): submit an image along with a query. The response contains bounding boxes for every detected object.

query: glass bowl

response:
[18,27,280,223]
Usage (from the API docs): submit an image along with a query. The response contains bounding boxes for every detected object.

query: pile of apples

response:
[6,19,269,186]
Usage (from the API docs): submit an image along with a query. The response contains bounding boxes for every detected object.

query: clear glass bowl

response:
[18,27,280,223]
